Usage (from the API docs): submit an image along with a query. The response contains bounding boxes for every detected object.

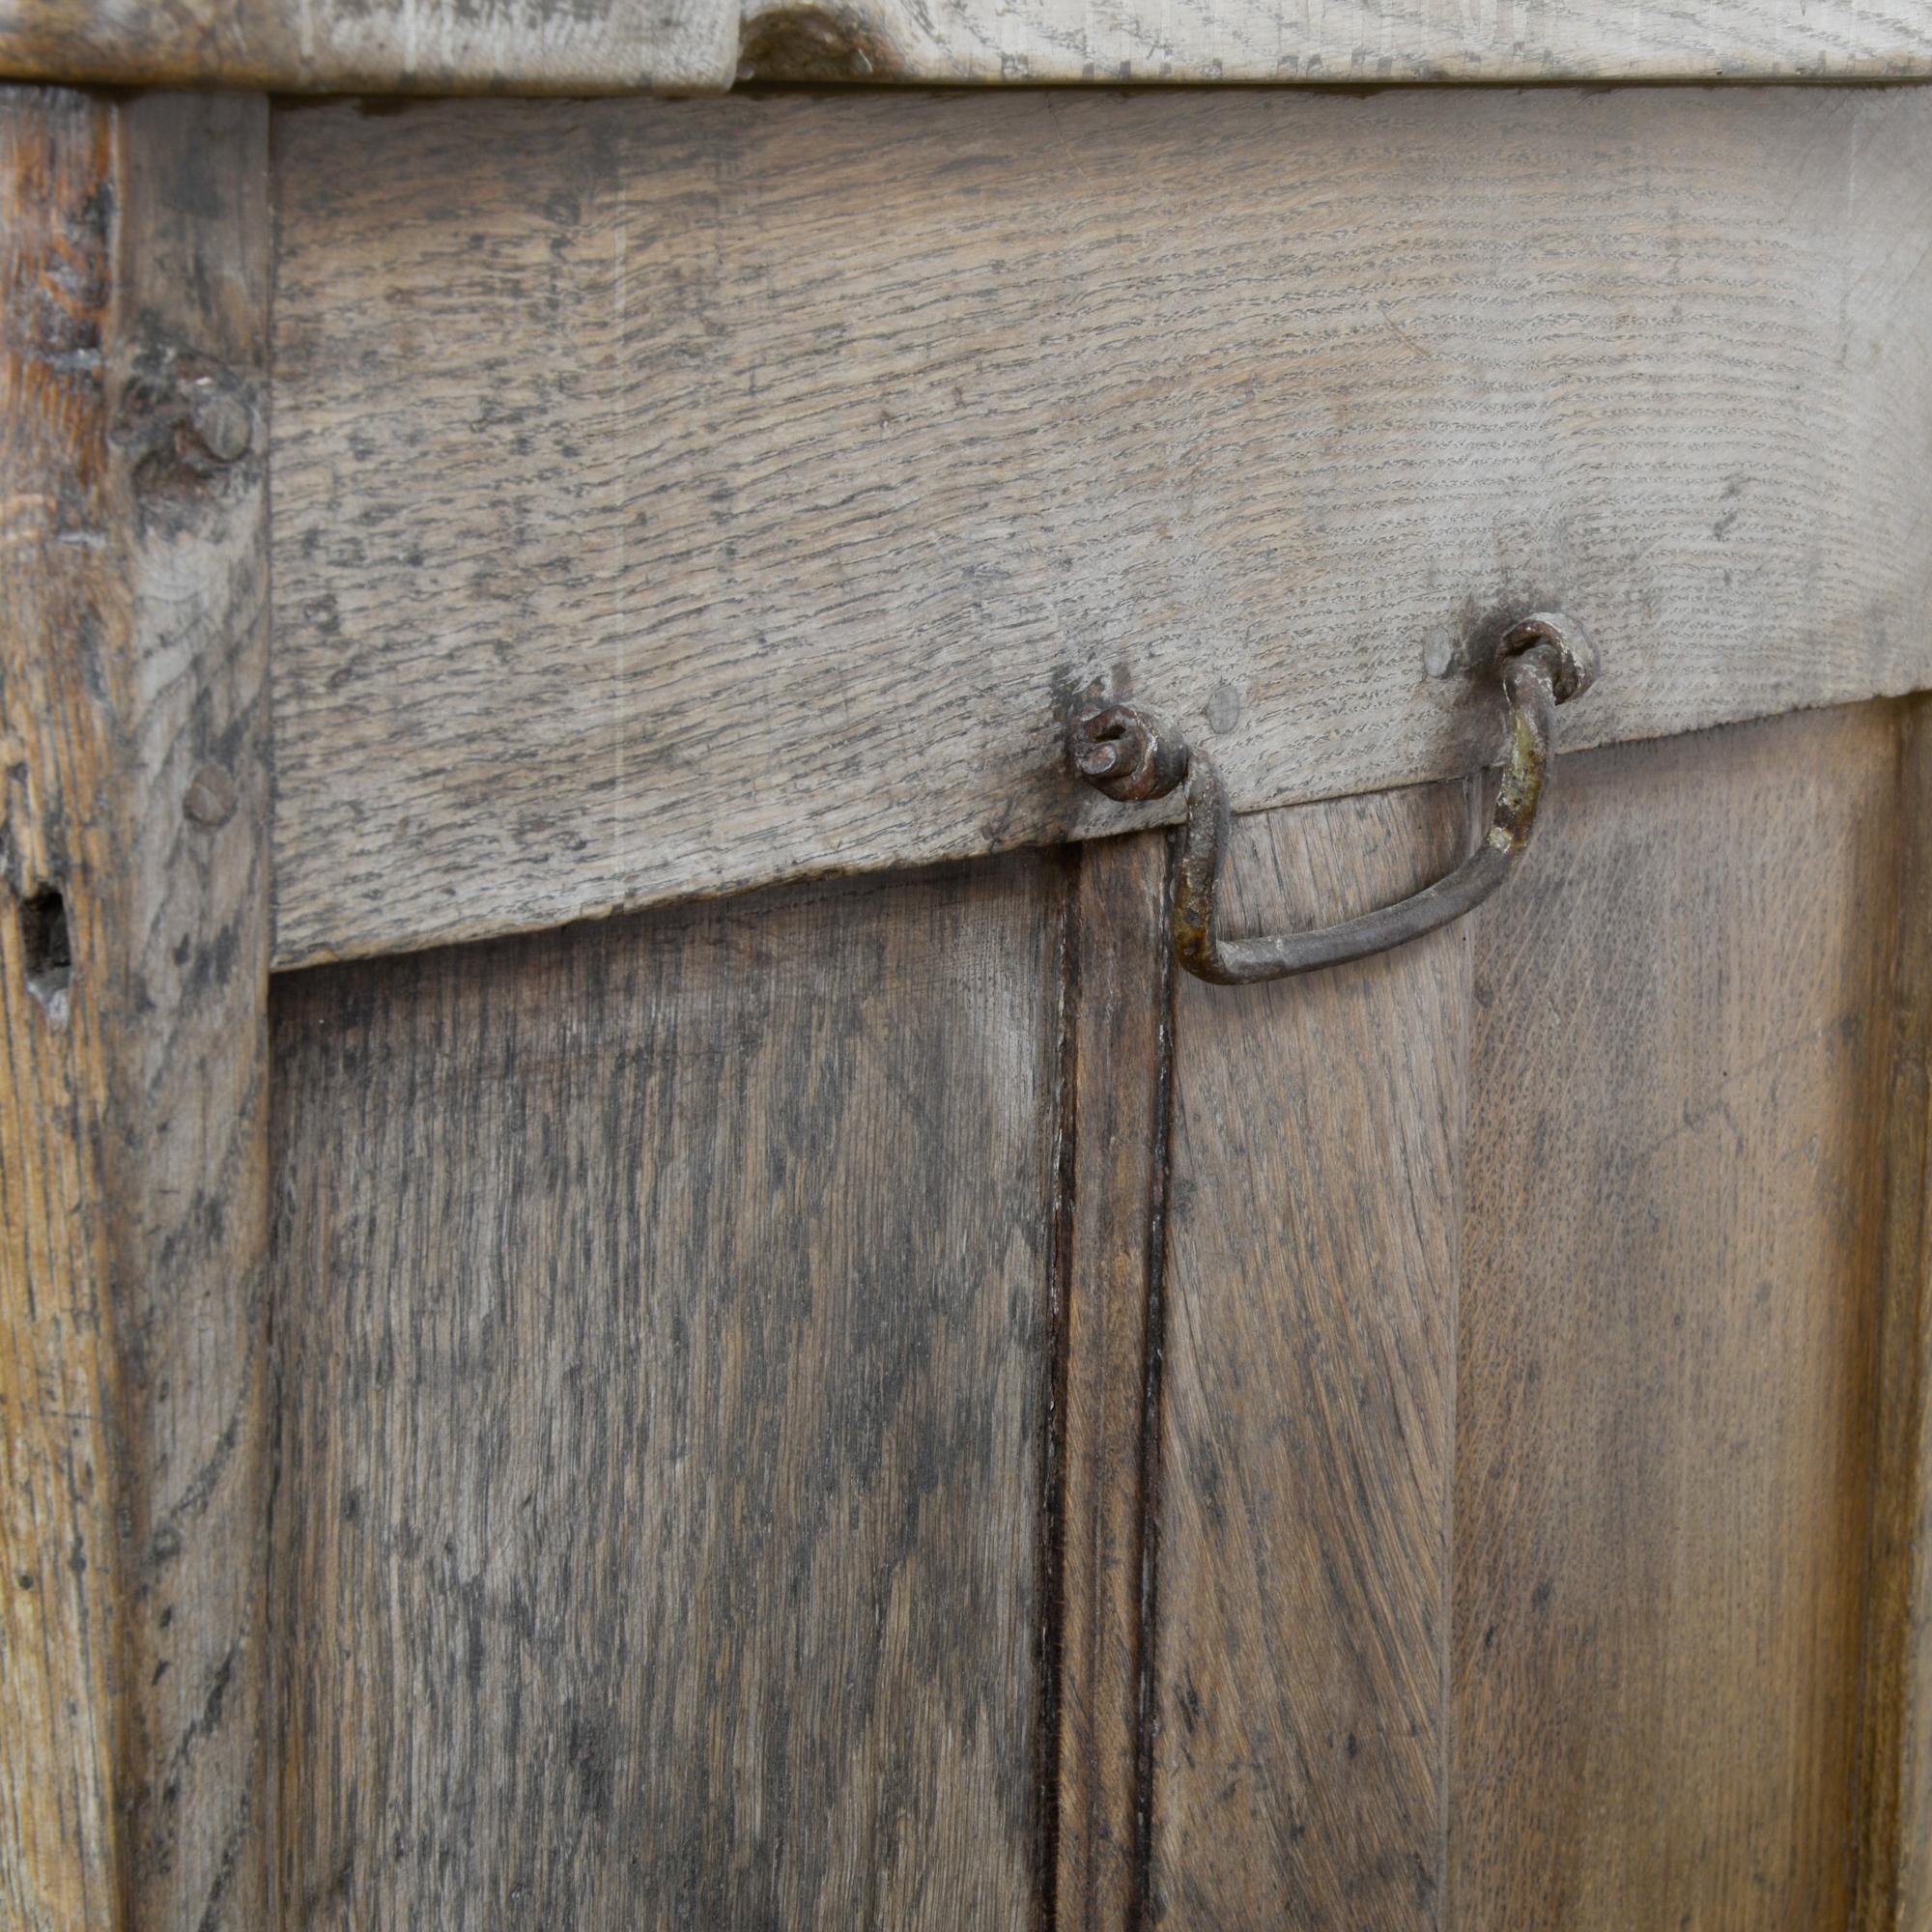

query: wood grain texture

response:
[0,88,270,1931]
[1054,831,1170,1931]
[738,0,1932,83]
[5,0,1932,90]
[1151,780,1474,1926]
[1453,705,1898,1928]
[271,84,1932,970]
[0,0,738,93]
[1859,695,1932,1932]
[270,856,1062,1929]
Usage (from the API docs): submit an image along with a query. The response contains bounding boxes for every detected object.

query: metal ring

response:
[1066,612,1599,984]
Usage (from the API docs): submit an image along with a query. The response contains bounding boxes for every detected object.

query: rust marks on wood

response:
[0,86,271,1931]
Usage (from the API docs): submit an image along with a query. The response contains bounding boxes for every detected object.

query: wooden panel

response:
[0,89,271,1931]
[270,84,1932,969]
[0,0,738,93]
[5,0,1932,91]
[271,856,1061,1928]
[1151,781,1473,1924]
[1453,705,1896,1927]
[1055,832,1170,1929]
[739,0,1932,84]
[1859,695,1932,1932]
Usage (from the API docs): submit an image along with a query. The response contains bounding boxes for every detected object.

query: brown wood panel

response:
[1453,705,1898,1928]
[270,85,1932,969]
[0,88,270,1931]
[270,856,1063,1928]
[1151,780,1475,1926]
[4,0,1930,92]
[1055,832,1172,1930]
[1859,695,1932,1932]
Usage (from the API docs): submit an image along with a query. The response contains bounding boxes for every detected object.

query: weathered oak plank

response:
[271,85,1932,969]
[739,0,1932,83]
[1055,832,1171,1930]
[0,0,737,93]
[1454,705,1896,1927]
[1858,695,1932,1932]
[1151,780,1472,1924]
[271,857,1062,1928]
[0,86,271,1932]
[5,0,1932,91]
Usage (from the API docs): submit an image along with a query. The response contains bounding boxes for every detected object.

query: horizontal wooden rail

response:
[7,0,1932,92]
[269,84,1932,968]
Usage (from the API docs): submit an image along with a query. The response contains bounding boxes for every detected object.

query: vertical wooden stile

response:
[1054,833,1173,1929]
[1859,696,1932,1932]
[0,88,272,1930]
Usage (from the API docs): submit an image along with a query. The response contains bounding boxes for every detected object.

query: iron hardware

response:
[1066,612,1599,983]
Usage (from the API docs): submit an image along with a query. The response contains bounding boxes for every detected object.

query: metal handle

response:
[1066,612,1600,984]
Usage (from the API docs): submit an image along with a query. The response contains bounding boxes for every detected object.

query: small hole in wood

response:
[20,887,72,1015]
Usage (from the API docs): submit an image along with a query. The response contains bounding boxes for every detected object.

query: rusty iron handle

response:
[1066,613,1599,984]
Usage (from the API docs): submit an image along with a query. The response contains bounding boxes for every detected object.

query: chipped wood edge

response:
[0,86,272,1931]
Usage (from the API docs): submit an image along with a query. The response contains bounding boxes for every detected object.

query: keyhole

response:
[19,886,72,1014]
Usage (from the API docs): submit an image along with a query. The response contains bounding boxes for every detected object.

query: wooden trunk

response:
[4,55,1932,1932]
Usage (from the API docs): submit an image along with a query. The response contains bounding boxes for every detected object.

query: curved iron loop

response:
[1065,611,1599,984]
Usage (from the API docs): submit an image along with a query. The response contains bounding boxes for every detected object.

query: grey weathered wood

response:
[0,0,737,92]
[270,856,1061,1927]
[0,86,271,1931]
[738,0,1932,83]
[5,0,1932,91]
[1151,780,1472,1923]
[271,85,1932,970]
[1454,705,1896,1927]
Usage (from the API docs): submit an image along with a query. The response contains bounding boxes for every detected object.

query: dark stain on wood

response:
[736,4,903,79]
